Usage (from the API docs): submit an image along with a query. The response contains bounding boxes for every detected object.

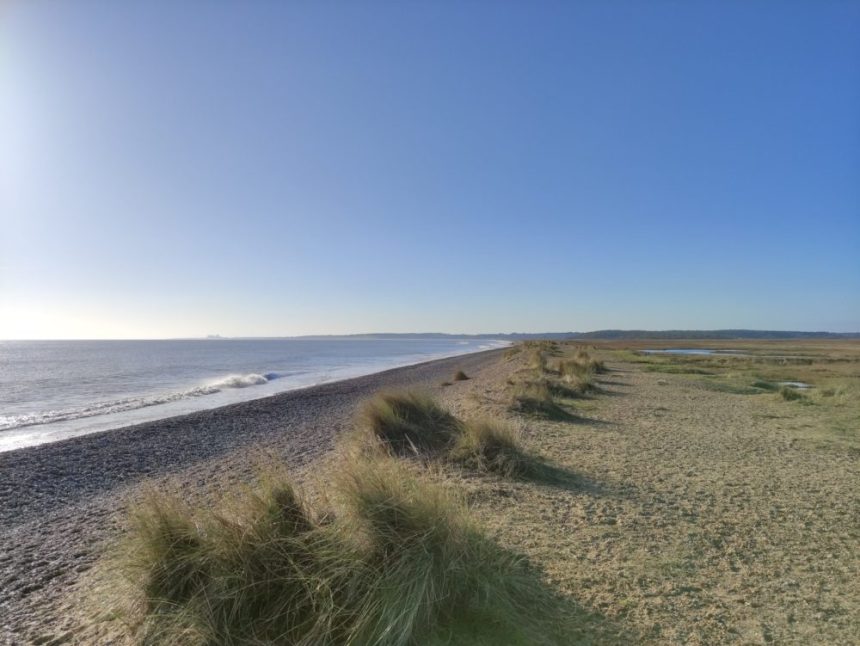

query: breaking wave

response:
[206,373,269,389]
[0,373,275,432]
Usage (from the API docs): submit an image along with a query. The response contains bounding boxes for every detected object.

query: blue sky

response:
[1,1,858,338]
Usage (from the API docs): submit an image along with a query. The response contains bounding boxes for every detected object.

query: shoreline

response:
[0,348,505,643]
[1,340,509,452]
[0,347,505,524]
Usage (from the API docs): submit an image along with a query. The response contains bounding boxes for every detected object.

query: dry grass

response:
[779,385,806,402]
[119,477,333,644]
[510,381,575,421]
[356,390,461,456]
[529,349,549,373]
[115,454,567,645]
[110,376,576,645]
[449,419,534,478]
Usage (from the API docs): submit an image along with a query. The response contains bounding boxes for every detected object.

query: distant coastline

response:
[201,329,860,341]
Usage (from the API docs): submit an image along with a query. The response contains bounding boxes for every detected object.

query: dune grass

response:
[546,379,588,400]
[453,370,470,381]
[112,376,579,645]
[357,390,461,456]
[780,386,807,402]
[529,349,549,373]
[559,369,597,394]
[121,477,335,645]
[557,358,600,394]
[449,419,535,478]
[357,391,553,484]
[117,455,566,645]
[510,381,575,421]
[333,457,546,643]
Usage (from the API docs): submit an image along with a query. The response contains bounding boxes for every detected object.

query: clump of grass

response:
[453,370,470,381]
[335,457,563,644]
[558,359,598,393]
[590,358,607,374]
[572,348,605,373]
[510,381,574,420]
[449,419,533,478]
[565,371,597,394]
[120,478,333,644]
[357,391,461,456]
[529,349,549,373]
[558,359,586,379]
[118,458,561,645]
[547,379,586,400]
[334,457,479,643]
[523,340,561,355]
[780,386,807,402]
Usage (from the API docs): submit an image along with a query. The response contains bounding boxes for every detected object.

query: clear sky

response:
[1,1,858,339]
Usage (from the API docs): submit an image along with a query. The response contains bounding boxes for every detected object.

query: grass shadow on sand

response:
[595,379,631,388]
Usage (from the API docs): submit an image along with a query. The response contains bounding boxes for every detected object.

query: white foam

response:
[206,373,269,389]
[0,373,273,432]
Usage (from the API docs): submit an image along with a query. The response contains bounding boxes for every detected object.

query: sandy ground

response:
[450,348,859,645]
[2,344,857,644]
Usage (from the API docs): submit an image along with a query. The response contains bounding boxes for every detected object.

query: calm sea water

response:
[0,338,506,452]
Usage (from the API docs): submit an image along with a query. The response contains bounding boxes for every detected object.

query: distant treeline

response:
[285,330,860,341]
[569,329,860,340]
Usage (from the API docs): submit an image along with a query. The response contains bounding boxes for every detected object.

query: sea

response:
[0,337,506,452]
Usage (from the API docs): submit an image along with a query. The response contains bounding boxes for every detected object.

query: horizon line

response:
[2,328,859,342]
